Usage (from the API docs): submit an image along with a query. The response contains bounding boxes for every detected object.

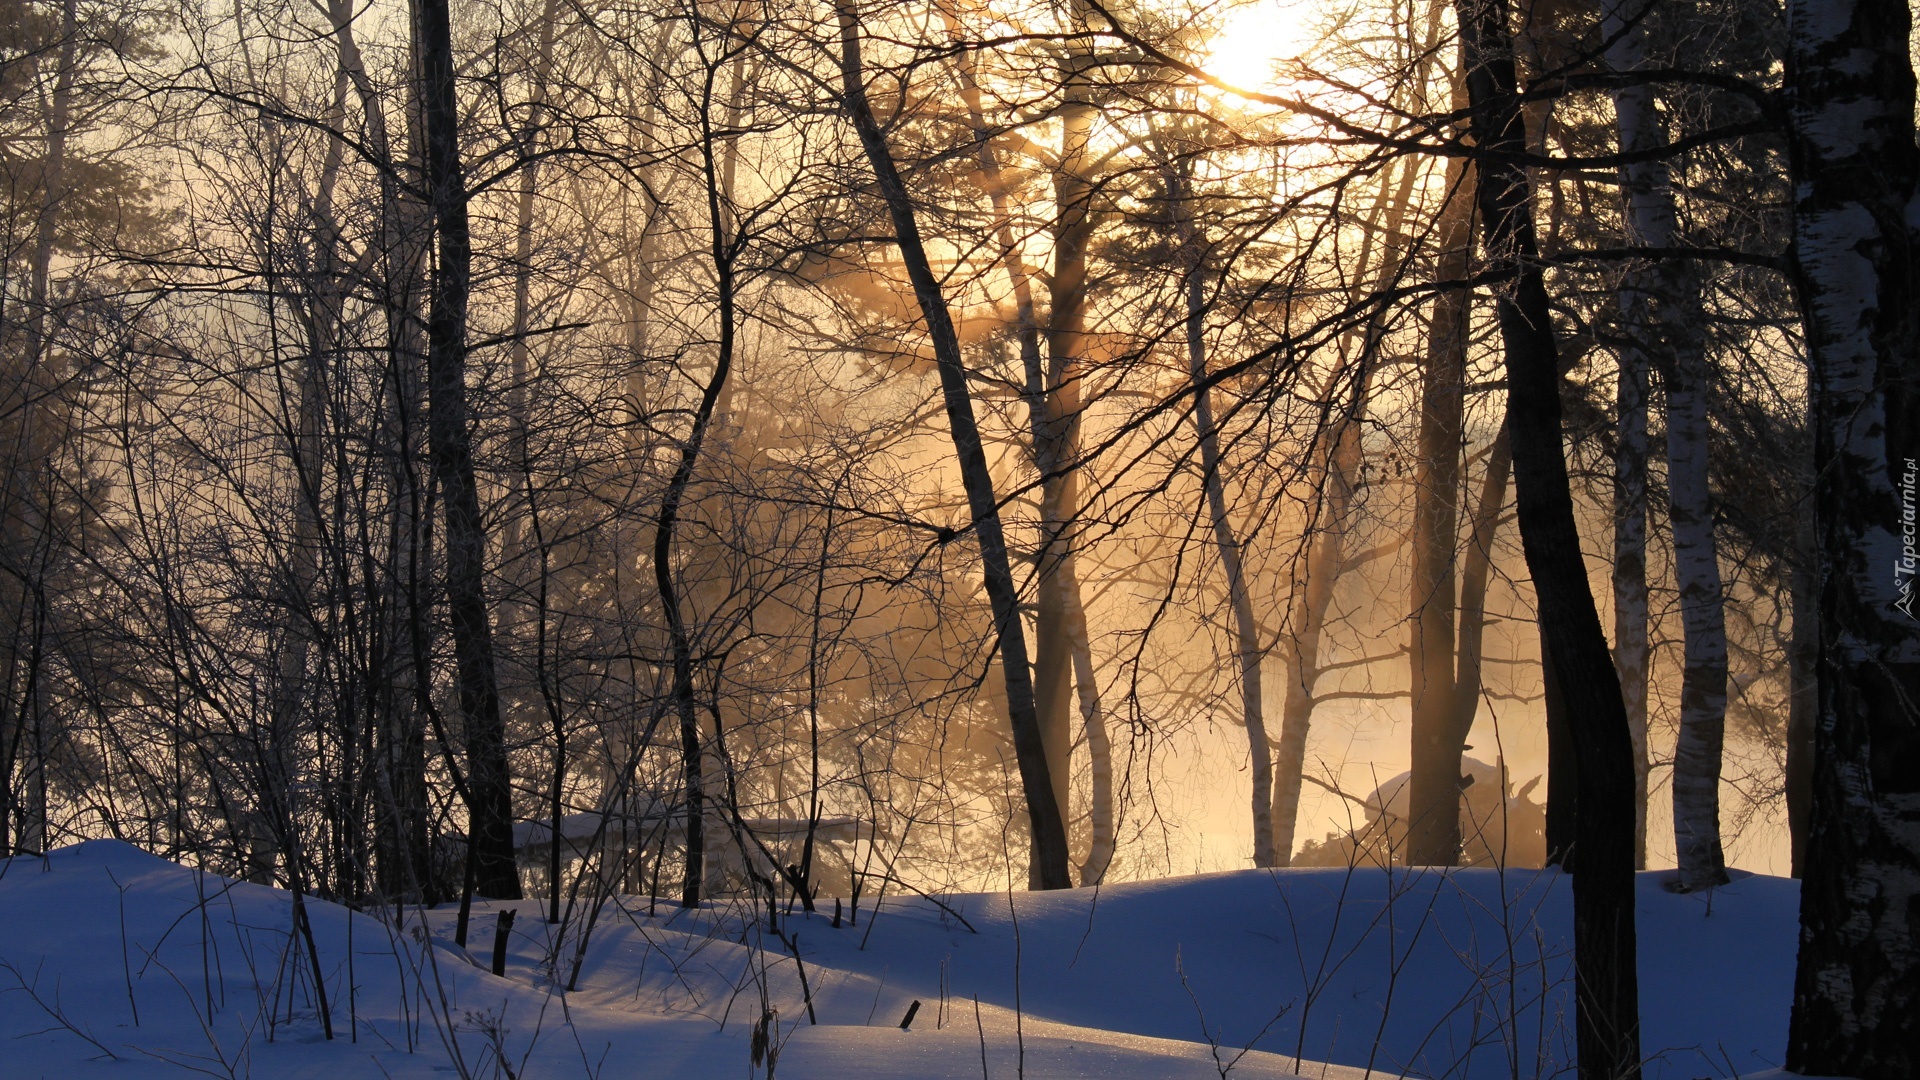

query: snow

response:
[0,841,1801,1079]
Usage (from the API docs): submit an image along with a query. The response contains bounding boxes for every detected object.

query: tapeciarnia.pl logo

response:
[1899,457,1917,618]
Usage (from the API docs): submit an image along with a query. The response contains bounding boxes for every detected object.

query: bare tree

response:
[417,0,521,899]
[1454,0,1641,1074]
[1601,0,1729,892]
[834,0,1072,889]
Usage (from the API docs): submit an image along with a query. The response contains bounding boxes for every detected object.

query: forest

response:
[0,0,1912,1075]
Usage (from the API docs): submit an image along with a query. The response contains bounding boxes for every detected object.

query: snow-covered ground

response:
[0,841,1798,1079]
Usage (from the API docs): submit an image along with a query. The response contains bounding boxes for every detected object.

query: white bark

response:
[1783,0,1920,1066]
[1603,0,1727,890]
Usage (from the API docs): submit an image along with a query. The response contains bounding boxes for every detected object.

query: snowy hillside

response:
[0,842,1797,1079]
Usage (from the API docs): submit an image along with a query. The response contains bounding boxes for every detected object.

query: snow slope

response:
[0,842,1798,1079]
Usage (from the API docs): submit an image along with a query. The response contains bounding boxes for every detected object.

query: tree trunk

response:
[1612,327,1651,872]
[1031,0,1100,886]
[1269,550,1331,866]
[1663,349,1730,889]
[1455,1,1641,1076]
[659,22,750,907]
[1269,394,1364,866]
[416,0,520,899]
[504,0,565,923]
[1407,157,1475,867]
[0,0,77,858]
[1453,424,1512,757]
[1065,579,1112,882]
[1603,0,1727,891]
[1266,146,1413,865]
[322,0,434,901]
[1785,507,1815,878]
[945,24,1112,883]
[1541,629,1577,868]
[270,98,344,905]
[1181,203,1273,869]
[617,23,674,449]
[1782,0,1920,1071]
[505,0,562,553]
[836,4,1072,888]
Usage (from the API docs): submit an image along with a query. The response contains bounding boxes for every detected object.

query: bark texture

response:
[1783,0,1920,1070]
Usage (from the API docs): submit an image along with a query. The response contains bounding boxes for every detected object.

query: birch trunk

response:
[1603,0,1728,891]
[836,4,1072,888]
[1603,6,1653,865]
[1783,0,1920,1070]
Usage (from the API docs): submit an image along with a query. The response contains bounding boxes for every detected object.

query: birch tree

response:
[1783,0,1920,1069]
[1602,0,1729,892]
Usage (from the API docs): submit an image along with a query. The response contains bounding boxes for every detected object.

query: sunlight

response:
[1201,0,1315,93]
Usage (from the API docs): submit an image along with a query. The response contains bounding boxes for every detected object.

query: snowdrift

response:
[0,841,1797,1078]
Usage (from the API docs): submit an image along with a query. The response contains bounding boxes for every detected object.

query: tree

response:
[1601,0,1730,893]
[834,0,1073,890]
[416,0,521,899]
[937,2,1114,882]
[1782,0,1920,1070]
[0,0,159,857]
[1454,0,1641,1075]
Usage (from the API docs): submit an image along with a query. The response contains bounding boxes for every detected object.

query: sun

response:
[1202,0,1314,93]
